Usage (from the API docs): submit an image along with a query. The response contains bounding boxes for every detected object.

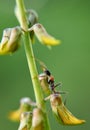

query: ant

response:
[42,67,62,94]
[42,67,68,105]
[36,58,68,103]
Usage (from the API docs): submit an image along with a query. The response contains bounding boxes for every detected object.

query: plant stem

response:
[15,0,50,129]
[16,0,43,108]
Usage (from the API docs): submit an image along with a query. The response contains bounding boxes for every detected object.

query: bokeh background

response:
[0,0,90,130]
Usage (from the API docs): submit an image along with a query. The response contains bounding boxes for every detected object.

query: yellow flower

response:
[28,23,61,46]
[0,26,22,55]
[31,108,45,130]
[18,112,32,130]
[39,73,51,95]
[50,94,85,125]
[8,97,36,122]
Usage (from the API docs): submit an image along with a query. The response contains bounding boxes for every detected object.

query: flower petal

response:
[8,97,34,122]
[8,110,21,122]
[50,94,85,125]
[57,105,85,125]
[41,36,60,46]
[28,23,61,46]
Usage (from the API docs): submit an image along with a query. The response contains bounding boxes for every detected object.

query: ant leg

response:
[60,91,69,105]
[54,82,62,88]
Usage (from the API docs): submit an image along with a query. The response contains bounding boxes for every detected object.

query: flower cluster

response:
[0,9,60,56]
[9,63,85,130]
[9,97,46,130]
[38,64,85,125]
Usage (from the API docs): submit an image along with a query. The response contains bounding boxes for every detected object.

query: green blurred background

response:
[0,0,90,130]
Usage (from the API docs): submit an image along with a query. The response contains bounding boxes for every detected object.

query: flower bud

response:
[0,26,22,55]
[39,73,51,95]
[8,97,35,122]
[31,108,45,130]
[28,23,61,47]
[26,9,38,27]
[18,112,32,130]
[26,9,38,43]
[50,94,85,125]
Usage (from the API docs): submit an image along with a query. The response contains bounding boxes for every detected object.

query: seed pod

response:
[31,108,45,130]
[18,112,32,130]
[39,73,51,95]
[9,97,36,122]
[50,94,85,125]
[0,26,22,55]
[28,23,60,46]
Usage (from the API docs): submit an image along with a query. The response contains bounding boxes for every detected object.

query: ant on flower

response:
[43,68,61,94]
[37,59,63,94]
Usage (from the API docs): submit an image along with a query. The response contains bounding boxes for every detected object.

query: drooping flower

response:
[49,94,85,125]
[31,108,45,130]
[18,112,32,130]
[28,23,61,46]
[8,97,36,122]
[0,26,22,55]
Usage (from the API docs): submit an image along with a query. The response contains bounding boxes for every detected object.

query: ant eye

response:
[44,70,51,76]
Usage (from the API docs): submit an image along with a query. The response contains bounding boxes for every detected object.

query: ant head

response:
[44,69,51,76]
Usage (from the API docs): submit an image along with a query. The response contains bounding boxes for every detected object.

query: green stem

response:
[15,0,50,130]
[16,0,43,108]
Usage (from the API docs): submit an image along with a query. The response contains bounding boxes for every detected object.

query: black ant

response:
[36,58,67,99]
[42,68,62,94]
